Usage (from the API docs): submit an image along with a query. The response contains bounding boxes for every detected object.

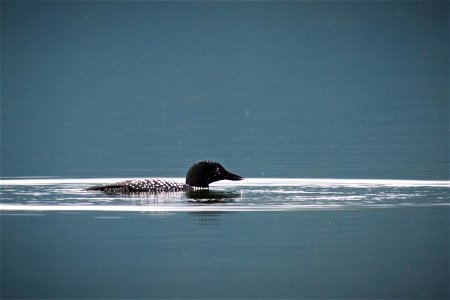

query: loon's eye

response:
[215,167,221,174]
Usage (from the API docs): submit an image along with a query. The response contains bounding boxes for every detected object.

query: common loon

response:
[86,160,243,193]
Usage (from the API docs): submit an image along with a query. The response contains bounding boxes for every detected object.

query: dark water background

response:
[1,207,448,299]
[1,179,449,299]
[1,1,448,180]
[1,1,449,299]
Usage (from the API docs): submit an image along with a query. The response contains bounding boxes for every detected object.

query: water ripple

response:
[1,178,448,212]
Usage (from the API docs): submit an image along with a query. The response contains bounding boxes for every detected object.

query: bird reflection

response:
[186,190,241,226]
[189,212,223,226]
[186,190,241,203]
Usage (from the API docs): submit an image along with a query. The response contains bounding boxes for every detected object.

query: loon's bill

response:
[86,160,243,193]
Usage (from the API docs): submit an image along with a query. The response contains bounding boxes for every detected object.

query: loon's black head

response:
[185,161,244,188]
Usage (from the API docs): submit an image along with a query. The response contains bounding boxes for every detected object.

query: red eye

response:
[215,167,220,174]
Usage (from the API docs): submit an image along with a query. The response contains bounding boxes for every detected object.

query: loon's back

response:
[85,161,243,193]
[86,179,190,193]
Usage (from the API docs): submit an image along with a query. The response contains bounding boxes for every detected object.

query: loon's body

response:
[86,161,243,193]
[86,179,190,193]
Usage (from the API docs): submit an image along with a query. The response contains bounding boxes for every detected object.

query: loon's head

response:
[185,161,244,188]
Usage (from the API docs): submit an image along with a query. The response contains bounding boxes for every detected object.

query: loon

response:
[86,160,243,193]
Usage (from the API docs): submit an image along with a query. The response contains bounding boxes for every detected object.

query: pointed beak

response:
[223,170,244,181]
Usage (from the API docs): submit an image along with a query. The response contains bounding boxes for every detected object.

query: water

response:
[1,178,448,212]
[2,1,449,180]
[1,179,449,299]
[2,1,449,298]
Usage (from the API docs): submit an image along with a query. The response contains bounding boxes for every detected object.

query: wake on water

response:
[1,178,448,212]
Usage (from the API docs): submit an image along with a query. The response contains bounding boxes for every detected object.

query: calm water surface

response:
[1,178,449,299]
[2,2,448,299]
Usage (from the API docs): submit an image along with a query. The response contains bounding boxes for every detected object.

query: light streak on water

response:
[1,178,448,212]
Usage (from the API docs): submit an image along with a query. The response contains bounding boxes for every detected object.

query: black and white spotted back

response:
[86,179,191,193]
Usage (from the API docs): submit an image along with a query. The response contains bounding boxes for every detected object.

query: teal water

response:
[1,179,449,299]
[2,1,448,180]
[1,1,449,299]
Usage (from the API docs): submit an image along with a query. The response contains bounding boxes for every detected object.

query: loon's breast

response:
[86,179,191,193]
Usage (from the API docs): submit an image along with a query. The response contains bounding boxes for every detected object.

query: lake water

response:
[1,178,449,299]
[2,1,449,299]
